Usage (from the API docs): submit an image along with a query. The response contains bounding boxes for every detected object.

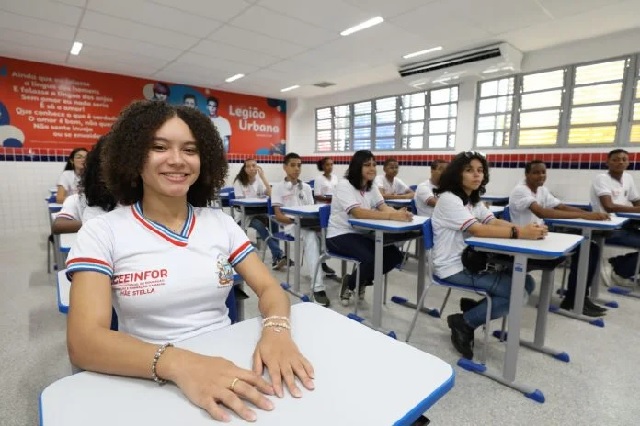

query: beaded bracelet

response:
[263,321,291,332]
[262,316,290,325]
[152,342,174,385]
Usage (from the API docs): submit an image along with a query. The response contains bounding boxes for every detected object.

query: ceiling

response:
[1,0,640,99]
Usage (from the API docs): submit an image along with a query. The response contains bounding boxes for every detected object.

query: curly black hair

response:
[435,151,489,205]
[80,135,117,212]
[345,150,375,191]
[102,100,227,206]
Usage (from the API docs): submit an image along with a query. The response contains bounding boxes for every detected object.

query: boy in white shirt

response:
[373,158,414,200]
[414,159,447,217]
[271,153,328,307]
[509,160,609,316]
[590,149,640,284]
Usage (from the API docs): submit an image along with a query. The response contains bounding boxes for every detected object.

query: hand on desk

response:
[253,329,315,399]
[581,211,610,221]
[520,223,548,240]
[390,208,413,222]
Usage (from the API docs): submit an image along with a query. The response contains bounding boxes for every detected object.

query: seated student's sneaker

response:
[271,256,288,271]
[340,274,353,307]
[446,314,475,360]
[611,269,635,287]
[559,298,606,317]
[584,297,607,313]
[460,297,483,313]
[313,291,330,307]
[321,263,336,276]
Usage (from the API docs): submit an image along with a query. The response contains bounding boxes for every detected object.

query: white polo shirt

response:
[57,170,80,196]
[373,175,411,195]
[271,180,314,234]
[327,179,384,239]
[233,179,267,198]
[590,172,640,213]
[509,181,561,226]
[414,180,438,217]
[66,203,254,344]
[431,192,495,278]
[56,193,87,221]
[314,173,338,197]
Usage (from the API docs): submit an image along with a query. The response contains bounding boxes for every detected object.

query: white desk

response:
[57,270,70,314]
[230,198,268,230]
[544,216,627,319]
[481,194,508,205]
[465,232,583,401]
[489,205,505,216]
[564,200,591,211]
[48,202,63,213]
[385,199,413,208]
[280,204,323,298]
[40,303,454,426]
[348,216,429,330]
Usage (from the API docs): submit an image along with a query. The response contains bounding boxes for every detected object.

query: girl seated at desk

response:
[55,147,87,203]
[314,156,338,203]
[432,151,545,360]
[66,100,314,423]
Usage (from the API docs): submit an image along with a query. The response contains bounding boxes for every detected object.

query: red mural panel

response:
[0,57,286,155]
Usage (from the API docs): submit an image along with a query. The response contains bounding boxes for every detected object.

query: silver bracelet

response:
[262,315,290,324]
[152,342,174,385]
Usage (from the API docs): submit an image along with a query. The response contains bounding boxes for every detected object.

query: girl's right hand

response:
[518,223,547,240]
[169,352,275,422]
[390,208,413,222]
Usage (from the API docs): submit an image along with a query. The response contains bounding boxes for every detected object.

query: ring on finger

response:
[229,377,240,392]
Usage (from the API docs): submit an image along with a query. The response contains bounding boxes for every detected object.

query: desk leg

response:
[240,206,247,229]
[590,236,618,307]
[371,230,384,329]
[293,217,302,295]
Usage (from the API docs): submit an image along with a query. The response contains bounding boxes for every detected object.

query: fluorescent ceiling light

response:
[225,73,245,83]
[70,41,83,55]
[340,16,384,36]
[402,46,443,59]
[280,85,300,93]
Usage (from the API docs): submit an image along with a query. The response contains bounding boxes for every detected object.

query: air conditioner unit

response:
[399,43,522,88]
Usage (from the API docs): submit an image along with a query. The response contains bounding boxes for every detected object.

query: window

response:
[567,59,626,145]
[352,101,372,150]
[374,97,397,150]
[631,64,640,144]
[428,87,458,149]
[475,77,514,147]
[518,69,564,146]
[315,106,350,152]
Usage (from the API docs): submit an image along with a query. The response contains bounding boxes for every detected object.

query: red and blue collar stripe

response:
[131,202,196,247]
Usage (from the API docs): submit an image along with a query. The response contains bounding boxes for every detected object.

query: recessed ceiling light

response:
[70,41,83,55]
[225,73,245,83]
[280,85,300,93]
[402,46,443,59]
[340,16,384,36]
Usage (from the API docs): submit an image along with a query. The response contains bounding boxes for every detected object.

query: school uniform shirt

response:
[590,172,640,213]
[56,193,87,221]
[314,173,339,197]
[57,170,80,196]
[373,175,410,195]
[233,178,267,198]
[509,181,561,226]
[414,180,438,217]
[82,205,115,223]
[327,179,384,239]
[66,203,254,344]
[431,192,495,279]
[270,180,314,234]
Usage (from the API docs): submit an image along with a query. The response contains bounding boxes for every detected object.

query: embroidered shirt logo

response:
[217,254,234,287]
[112,268,168,297]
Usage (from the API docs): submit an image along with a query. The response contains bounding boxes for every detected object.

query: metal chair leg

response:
[439,288,452,317]
[406,277,433,342]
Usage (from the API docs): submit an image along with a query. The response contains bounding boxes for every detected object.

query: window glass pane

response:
[570,105,619,125]
[521,90,562,110]
[449,118,457,133]
[478,116,495,131]
[376,97,396,111]
[518,129,558,146]
[354,114,372,127]
[630,124,640,143]
[575,60,625,85]
[402,107,424,122]
[316,130,331,140]
[353,127,371,139]
[520,109,560,128]
[376,110,396,124]
[316,108,331,120]
[634,102,640,121]
[376,125,395,138]
[497,78,514,95]
[316,141,331,152]
[375,138,395,150]
[334,129,349,147]
[636,80,640,99]
[402,136,424,149]
[402,92,425,107]
[317,119,331,130]
[572,82,623,105]
[479,98,497,114]
[402,122,423,136]
[431,87,455,104]
[429,119,449,134]
[522,69,564,92]
[476,131,495,147]
[335,105,349,117]
[568,126,617,144]
[430,104,455,119]
[448,134,456,148]
[496,96,511,113]
[480,80,498,97]
[334,116,349,128]
[428,134,447,148]
[494,131,504,147]
[353,101,372,115]
[353,139,371,150]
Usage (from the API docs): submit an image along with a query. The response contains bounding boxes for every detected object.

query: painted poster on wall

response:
[0,56,286,155]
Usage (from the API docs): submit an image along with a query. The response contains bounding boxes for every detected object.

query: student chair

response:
[266,197,294,283]
[406,219,506,364]
[409,184,418,191]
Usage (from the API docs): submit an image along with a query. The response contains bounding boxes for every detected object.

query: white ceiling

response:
[1,0,640,99]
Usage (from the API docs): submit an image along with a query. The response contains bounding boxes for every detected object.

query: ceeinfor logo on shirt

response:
[112,269,168,297]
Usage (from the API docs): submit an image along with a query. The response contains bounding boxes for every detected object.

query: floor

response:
[2,231,639,425]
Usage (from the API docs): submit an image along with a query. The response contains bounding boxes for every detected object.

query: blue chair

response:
[409,184,418,191]
[220,186,234,208]
[266,197,294,284]
[406,219,505,364]
[313,205,363,312]
[501,206,511,222]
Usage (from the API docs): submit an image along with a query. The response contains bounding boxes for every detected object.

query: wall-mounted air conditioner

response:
[399,43,523,88]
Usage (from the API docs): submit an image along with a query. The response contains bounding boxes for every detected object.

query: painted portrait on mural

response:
[0,101,25,148]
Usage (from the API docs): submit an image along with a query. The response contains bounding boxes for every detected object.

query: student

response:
[56,147,87,203]
[373,157,414,200]
[590,149,640,285]
[432,151,544,360]
[326,150,412,306]
[414,159,448,216]
[233,159,287,270]
[509,160,608,316]
[271,153,329,307]
[314,157,338,203]
[66,101,314,423]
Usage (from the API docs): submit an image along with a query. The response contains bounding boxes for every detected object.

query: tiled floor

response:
[2,231,638,425]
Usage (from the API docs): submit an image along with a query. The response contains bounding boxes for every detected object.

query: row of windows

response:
[315,52,640,151]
